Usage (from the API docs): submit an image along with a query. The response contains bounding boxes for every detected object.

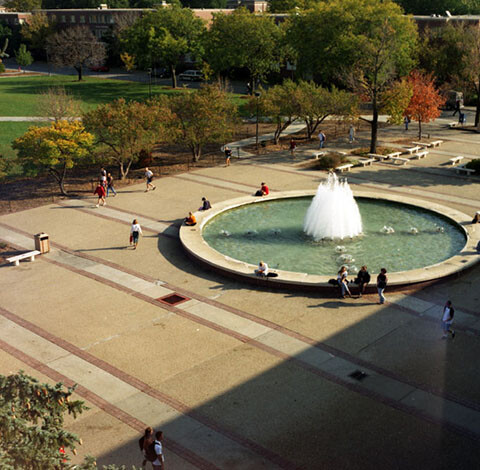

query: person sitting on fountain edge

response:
[337,266,352,298]
[255,182,269,197]
[199,197,212,211]
[354,265,370,297]
[255,261,269,277]
[185,212,197,226]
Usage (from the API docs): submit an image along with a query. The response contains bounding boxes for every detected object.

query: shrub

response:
[466,159,480,174]
[0,63,5,74]
[314,153,349,170]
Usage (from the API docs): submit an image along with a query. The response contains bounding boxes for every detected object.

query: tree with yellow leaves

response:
[12,121,93,196]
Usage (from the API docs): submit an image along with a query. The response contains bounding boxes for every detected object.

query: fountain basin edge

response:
[179,190,480,290]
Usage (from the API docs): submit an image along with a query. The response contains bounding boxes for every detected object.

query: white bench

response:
[386,152,402,159]
[411,150,428,160]
[6,250,41,266]
[449,156,464,165]
[390,156,409,165]
[358,158,376,166]
[430,140,443,147]
[368,153,388,161]
[336,163,354,172]
[313,152,326,159]
[453,165,475,176]
[404,146,422,155]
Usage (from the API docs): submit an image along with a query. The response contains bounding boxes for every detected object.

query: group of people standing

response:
[336,265,387,304]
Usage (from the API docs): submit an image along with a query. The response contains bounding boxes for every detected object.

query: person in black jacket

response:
[355,265,371,297]
[376,268,388,304]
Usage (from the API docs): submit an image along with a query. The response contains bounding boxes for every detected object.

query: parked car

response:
[442,90,463,110]
[89,65,110,73]
[178,70,204,81]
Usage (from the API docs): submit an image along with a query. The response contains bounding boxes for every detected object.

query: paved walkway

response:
[1,116,480,469]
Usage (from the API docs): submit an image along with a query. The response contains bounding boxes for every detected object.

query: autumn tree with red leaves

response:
[404,71,445,139]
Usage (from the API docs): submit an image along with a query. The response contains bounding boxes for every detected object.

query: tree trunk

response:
[49,164,68,196]
[123,159,134,180]
[418,120,422,140]
[119,162,126,180]
[369,97,379,154]
[475,85,480,127]
[75,66,82,81]
[170,65,177,89]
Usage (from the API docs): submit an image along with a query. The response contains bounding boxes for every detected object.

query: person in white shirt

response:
[255,261,269,277]
[145,167,156,192]
[153,431,165,470]
[441,300,455,339]
[130,219,143,249]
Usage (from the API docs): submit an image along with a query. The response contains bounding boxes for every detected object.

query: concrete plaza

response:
[1,112,480,469]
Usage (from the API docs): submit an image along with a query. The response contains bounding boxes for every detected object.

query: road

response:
[3,59,249,94]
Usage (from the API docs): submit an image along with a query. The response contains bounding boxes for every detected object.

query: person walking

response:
[337,266,351,298]
[145,167,156,192]
[348,125,355,144]
[153,431,165,470]
[355,265,370,297]
[130,219,142,249]
[100,167,107,188]
[376,268,388,304]
[138,427,155,469]
[106,173,117,197]
[441,300,455,339]
[290,138,297,158]
[224,146,232,167]
[403,116,410,131]
[94,182,106,207]
[318,130,326,149]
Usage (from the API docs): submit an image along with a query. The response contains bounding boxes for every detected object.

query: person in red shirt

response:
[94,182,106,207]
[261,182,269,195]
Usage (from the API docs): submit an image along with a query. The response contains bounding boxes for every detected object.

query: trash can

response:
[34,233,50,253]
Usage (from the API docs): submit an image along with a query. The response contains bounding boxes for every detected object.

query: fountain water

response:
[303,172,363,240]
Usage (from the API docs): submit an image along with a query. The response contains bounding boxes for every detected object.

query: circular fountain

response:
[180,181,480,289]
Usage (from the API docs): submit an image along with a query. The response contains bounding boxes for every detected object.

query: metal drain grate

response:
[157,293,190,306]
[349,370,368,381]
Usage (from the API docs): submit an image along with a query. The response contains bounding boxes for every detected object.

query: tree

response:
[204,8,285,89]
[83,98,174,179]
[46,26,106,81]
[404,70,445,139]
[15,44,33,71]
[4,0,41,11]
[21,12,56,61]
[168,85,236,161]
[41,0,129,7]
[293,81,359,139]
[381,77,413,125]
[12,120,93,195]
[0,371,97,470]
[36,87,83,122]
[288,0,417,153]
[121,6,206,88]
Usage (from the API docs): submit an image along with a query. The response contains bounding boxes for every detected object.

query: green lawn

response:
[0,121,49,176]
[0,75,247,117]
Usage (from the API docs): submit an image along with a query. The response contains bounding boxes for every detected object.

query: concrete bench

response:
[430,140,443,147]
[313,151,326,159]
[390,156,409,165]
[453,165,475,176]
[6,250,41,266]
[411,150,428,160]
[448,122,457,128]
[449,156,464,165]
[404,146,422,155]
[368,153,388,161]
[358,158,376,166]
[386,152,402,159]
[336,163,354,172]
